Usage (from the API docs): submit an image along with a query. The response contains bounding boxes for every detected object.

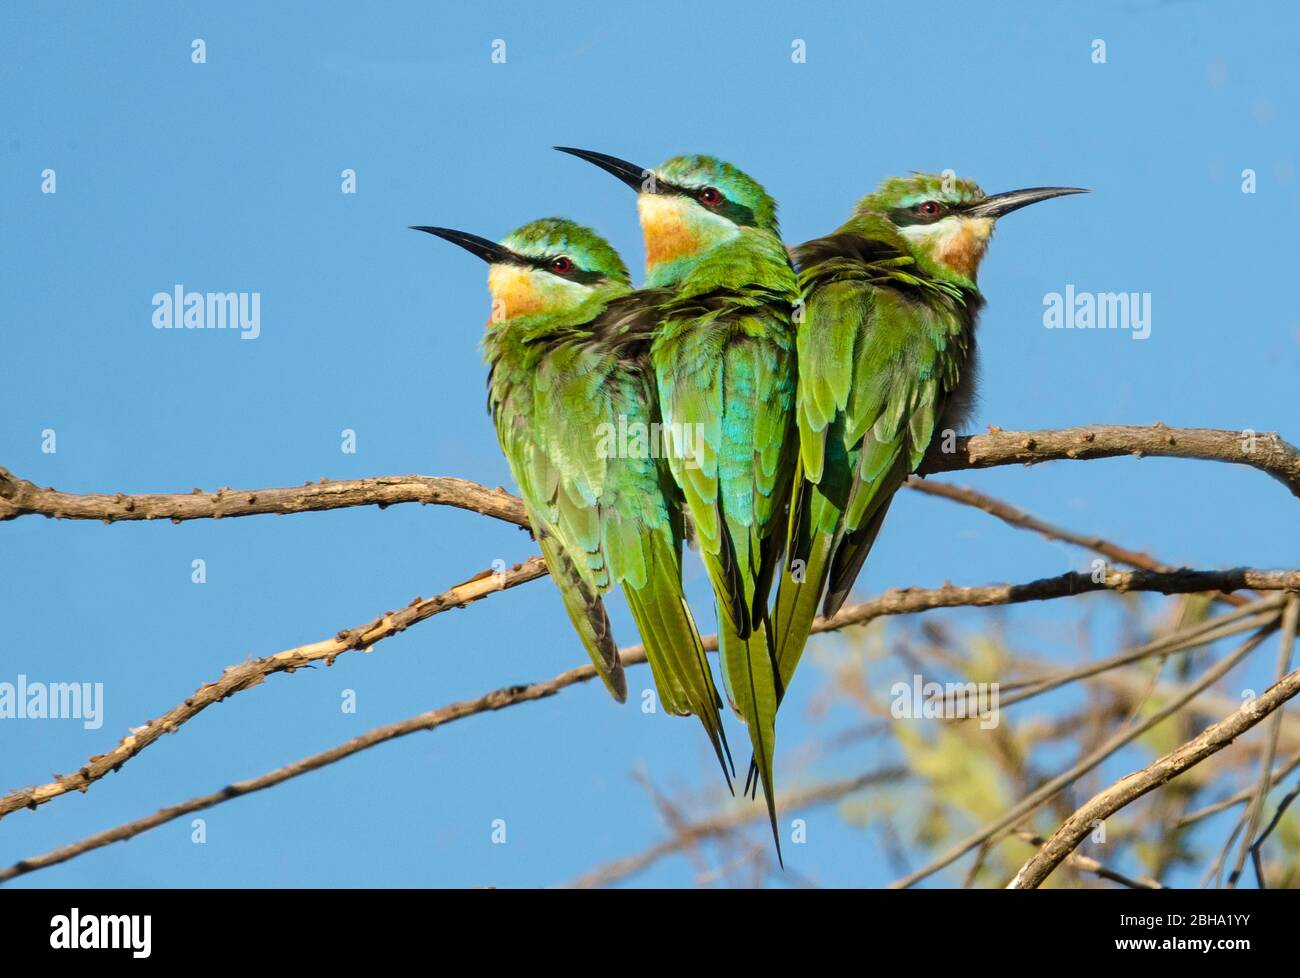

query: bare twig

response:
[1011,829,1162,888]
[1202,805,1252,888]
[0,556,548,820]
[1248,781,1300,888]
[893,625,1276,889]
[569,769,906,889]
[0,467,528,527]
[0,651,626,883]
[0,621,900,886]
[1008,638,1300,889]
[906,478,1180,573]
[919,424,1300,499]
[1229,595,1299,885]
[1177,749,1300,827]
[988,598,1284,709]
[820,568,1300,633]
[905,478,1255,608]
[4,425,1296,526]
[4,562,1297,824]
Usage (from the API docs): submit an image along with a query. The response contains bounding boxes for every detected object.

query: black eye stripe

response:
[522,254,606,285]
[887,201,959,227]
[664,182,758,227]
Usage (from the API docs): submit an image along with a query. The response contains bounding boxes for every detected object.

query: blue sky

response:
[1,1,1296,888]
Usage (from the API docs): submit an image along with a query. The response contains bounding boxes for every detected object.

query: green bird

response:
[771,174,1088,714]
[412,217,733,782]
[556,148,799,856]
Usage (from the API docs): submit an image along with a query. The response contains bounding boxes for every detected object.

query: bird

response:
[555,148,800,858]
[411,217,734,784]
[770,174,1088,720]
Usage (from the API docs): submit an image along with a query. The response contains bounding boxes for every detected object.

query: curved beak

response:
[964,186,1089,219]
[409,226,516,264]
[554,146,651,192]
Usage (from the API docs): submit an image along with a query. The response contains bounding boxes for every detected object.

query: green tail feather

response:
[771,517,837,696]
[534,529,627,704]
[624,586,691,712]
[719,610,783,864]
[745,470,863,799]
[822,464,906,617]
[745,525,835,802]
[625,536,734,790]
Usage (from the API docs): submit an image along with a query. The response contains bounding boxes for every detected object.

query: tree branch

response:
[1248,781,1300,888]
[1010,830,1163,889]
[4,561,1296,826]
[1229,595,1299,885]
[0,467,528,527]
[5,423,1295,882]
[1008,640,1300,888]
[567,768,907,889]
[4,425,1295,526]
[0,654,623,884]
[920,424,1300,498]
[905,477,1260,607]
[0,556,547,820]
[892,624,1277,889]
[1175,748,1300,827]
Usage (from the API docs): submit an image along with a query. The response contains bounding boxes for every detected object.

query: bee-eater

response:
[556,149,799,856]
[771,174,1088,710]
[412,218,733,781]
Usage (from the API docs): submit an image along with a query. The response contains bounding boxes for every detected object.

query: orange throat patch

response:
[932,217,993,280]
[638,195,704,268]
[487,264,546,319]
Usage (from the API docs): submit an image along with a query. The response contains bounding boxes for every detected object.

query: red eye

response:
[550,256,574,274]
[698,187,723,207]
[918,201,945,218]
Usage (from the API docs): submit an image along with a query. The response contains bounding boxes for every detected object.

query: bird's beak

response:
[409,226,517,264]
[554,146,652,192]
[963,186,1089,219]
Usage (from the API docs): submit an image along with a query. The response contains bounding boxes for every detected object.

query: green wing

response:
[813,282,951,614]
[773,245,973,697]
[530,517,626,702]
[488,348,624,702]
[497,333,732,779]
[655,314,795,632]
[654,305,798,855]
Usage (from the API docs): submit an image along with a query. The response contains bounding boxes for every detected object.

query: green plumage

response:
[633,157,800,858]
[479,219,733,781]
[771,189,984,706]
[768,174,1086,717]
[418,168,1083,865]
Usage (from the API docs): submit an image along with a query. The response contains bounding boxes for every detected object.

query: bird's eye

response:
[698,187,723,207]
[550,256,575,274]
[917,201,946,218]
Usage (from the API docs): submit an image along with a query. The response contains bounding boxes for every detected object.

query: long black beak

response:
[554,146,651,192]
[409,226,516,264]
[964,186,1089,219]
